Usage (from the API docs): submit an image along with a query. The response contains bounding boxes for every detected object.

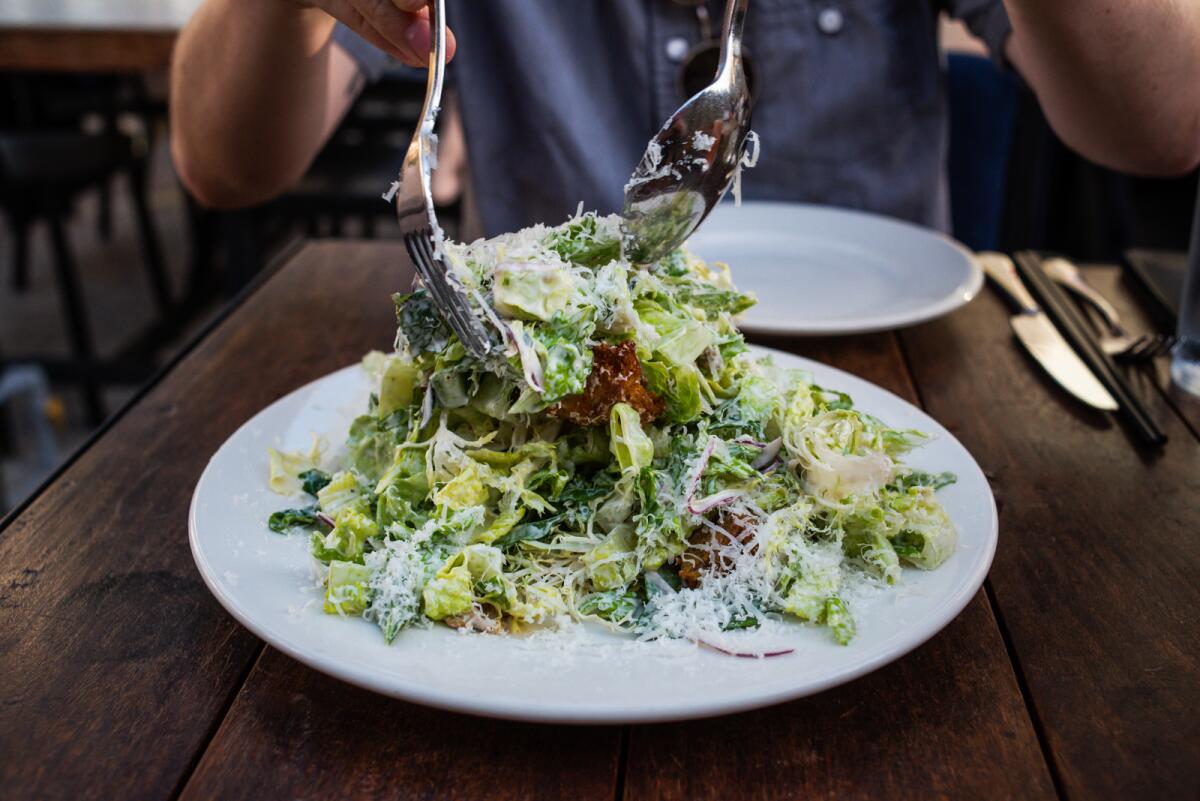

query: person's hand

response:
[288,0,457,67]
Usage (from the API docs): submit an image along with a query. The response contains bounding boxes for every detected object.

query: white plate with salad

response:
[190,212,997,724]
[688,202,983,335]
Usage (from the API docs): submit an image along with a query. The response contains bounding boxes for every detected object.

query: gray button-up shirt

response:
[336,0,1010,237]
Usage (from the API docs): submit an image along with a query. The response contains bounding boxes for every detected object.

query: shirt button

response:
[665,36,690,62]
[817,7,844,35]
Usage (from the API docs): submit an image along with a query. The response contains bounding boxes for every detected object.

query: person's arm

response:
[170,0,453,209]
[1003,1,1200,176]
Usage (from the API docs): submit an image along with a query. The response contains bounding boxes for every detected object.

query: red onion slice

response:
[419,383,434,429]
[751,438,783,470]
[693,636,795,659]
[315,512,336,529]
[687,489,740,516]
[511,327,544,393]
[683,436,719,510]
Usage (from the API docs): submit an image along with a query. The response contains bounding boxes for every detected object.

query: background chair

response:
[0,75,169,423]
[945,52,1019,253]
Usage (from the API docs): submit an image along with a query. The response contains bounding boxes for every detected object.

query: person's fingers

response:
[319,0,412,61]
[349,0,425,65]
[401,8,458,63]
[349,0,455,66]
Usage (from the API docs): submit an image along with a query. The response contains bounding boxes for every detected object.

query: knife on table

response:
[978,252,1118,411]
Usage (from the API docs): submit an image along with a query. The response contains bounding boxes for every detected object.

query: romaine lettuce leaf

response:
[324,561,374,615]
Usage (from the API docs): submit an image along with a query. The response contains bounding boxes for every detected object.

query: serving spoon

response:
[620,0,753,265]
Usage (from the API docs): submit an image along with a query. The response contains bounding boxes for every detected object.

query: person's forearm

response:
[170,1,350,208]
[1005,0,1200,176]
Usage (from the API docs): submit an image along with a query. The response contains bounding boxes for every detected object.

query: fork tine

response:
[391,0,492,361]
[1152,335,1176,358]
[404,230,492,358]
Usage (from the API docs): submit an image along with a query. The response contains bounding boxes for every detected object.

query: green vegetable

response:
[265,211,961,647]
[267,505,324,533]
[583,525,638,590]
[633,466,688,570]
[635,299,713,366]
[642,359,703,424]
[310,507,379,564]
[889,471,957,492]
[493,513,564,549]
[578,590,640,623]
[493,262,575,320]
[887,488,958,569]
[377,358,419,416]
[346,413,406,482]
[299,469,332,497]
[722,615,760,631]
[609,403,654,474]
[374,441,430,503]
[667,280,757,317]
[546,214,621,267]
[530,312,595,403]
[395,290,451,353]
[824,597,856,645]
[316,470,369,516]
[325,561,374,615]
[422,544,508,620]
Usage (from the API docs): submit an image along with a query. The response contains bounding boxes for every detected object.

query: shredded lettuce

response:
[264,211,959,647]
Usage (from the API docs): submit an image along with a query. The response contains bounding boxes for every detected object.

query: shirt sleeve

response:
[332,22,392,82]
[947,0,1013,65]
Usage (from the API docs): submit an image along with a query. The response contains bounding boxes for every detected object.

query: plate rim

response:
[189,346,998,724]
[695,202,984,336]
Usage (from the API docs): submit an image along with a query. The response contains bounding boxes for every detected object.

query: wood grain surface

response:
[901,274,1200,801]
[2,242,1196,800]
[181,649,622,801]
[0,30,178,72]
[0,243,404,800]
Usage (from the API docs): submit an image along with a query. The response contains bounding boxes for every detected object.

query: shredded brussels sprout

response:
[266,210,958,647]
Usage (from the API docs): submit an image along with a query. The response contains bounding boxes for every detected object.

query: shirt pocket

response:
[747,0,941,164]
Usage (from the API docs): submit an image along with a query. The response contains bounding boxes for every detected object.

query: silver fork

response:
[1042,257,1177,361]
[394,0,493,359]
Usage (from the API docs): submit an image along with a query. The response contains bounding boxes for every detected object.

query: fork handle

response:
[423,0,447,118]
[1044,260,1124,333]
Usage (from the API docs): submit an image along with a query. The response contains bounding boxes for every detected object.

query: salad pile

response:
[266,211,957,647]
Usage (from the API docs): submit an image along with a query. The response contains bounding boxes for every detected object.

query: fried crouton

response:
[678,512,756,588]
[549,341,664,427]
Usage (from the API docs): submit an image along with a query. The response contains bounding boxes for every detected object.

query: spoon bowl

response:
[621,0,752,265]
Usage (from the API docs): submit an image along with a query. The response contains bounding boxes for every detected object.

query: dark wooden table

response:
[0,1,198,72]
[2,242,1197,800]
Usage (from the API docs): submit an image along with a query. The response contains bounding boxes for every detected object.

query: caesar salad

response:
[265,211,957,651]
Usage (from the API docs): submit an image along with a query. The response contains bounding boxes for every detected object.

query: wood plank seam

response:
[892,330,1067,798]
[981,580,1069,801]
[168,645,267,801]
[614,726,630,801]
[1152,385,1200,443]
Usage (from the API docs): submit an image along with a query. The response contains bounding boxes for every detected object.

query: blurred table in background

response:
[0,0,200,72]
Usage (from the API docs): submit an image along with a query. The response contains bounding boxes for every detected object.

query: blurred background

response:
[0,4,1196,515]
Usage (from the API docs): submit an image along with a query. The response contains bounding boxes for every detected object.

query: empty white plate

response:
[688,202,983,335]
[190,346,997,724]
